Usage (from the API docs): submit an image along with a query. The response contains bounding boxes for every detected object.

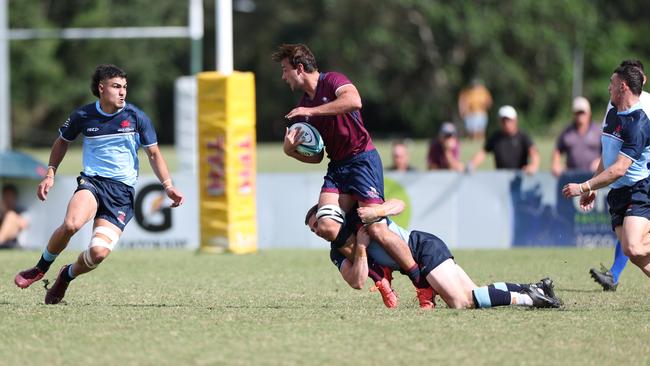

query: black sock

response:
[60,265,75,282]
[36,255,54,273]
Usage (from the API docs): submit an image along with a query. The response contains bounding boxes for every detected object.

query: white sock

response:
[511,292,533,306]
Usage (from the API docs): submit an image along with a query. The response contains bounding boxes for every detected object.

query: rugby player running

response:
[14,64,184,304]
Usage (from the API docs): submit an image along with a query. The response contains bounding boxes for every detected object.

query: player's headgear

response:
[316,204,345,224]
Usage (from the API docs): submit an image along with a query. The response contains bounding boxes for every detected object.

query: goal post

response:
[196,71,257,253]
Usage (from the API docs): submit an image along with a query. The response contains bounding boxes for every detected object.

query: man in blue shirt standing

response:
[14,64,185,304]
[563,63,650,279]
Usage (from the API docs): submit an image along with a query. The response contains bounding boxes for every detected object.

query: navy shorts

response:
[607,178,650,230]
[409,230,454,277]
[322,149,384,204]
[75,174,135,231]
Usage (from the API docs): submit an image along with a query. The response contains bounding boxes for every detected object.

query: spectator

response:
[468,105,539,174]
[0,184,28,249]
[458,79,493,140]
[551,97,601,177]
[427,122,464,171]
[387,140,417,172]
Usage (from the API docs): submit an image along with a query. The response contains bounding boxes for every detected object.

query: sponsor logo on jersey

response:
[117,119,135,132]
[87,127,99,132]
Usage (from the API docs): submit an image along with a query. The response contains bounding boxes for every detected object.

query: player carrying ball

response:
[273,43,436,305]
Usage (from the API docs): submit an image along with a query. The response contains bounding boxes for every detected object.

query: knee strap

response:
[316,204,345,224]
[89,226,120,251]
[82,249,97,269]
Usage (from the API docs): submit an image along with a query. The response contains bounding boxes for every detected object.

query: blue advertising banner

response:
[512,171,617,247]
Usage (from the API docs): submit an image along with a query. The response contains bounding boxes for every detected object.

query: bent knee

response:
[61,220,84,235]
[89,247,111,264]
[365,221,387,238]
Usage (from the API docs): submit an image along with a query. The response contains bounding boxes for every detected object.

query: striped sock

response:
[472,283,533,308]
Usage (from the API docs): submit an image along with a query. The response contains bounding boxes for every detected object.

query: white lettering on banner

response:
[120,239,189,249]
[576,234,617,248]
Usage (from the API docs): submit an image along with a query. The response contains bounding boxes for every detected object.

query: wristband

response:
[578,183,584,194]
[161,178,173,190]
[585,180,592,193]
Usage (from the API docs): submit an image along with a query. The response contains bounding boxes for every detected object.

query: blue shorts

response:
[607,178,650,230]
[464,112,488,134]
[322,149,384,204]
[75,174,135,231]
[410,231,454,277]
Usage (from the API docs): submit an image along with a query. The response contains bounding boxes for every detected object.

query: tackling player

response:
[14,64,184,304]
[273,43,430,298]
[305,200,562,309]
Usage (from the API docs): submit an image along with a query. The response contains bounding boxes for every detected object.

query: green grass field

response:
[1,248,649,365]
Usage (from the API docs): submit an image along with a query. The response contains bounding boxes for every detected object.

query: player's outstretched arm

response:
[357,199,405,224]
[282,127,324,164]
[37,137,69,201]
[563,154,631,200]
[144,145,184,207]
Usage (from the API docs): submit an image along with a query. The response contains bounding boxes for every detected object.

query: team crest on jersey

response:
[118,119,135,133]
[613,124,622,138]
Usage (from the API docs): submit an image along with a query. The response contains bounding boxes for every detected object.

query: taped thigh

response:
[89,225,120,251]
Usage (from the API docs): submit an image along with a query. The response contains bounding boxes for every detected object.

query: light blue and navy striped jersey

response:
[601,102,650,189]
[59,101,158,187]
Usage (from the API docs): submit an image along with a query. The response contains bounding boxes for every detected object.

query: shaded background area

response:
[6,0,650,147]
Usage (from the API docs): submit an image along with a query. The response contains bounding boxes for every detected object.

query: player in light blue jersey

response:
[14,64,184,304]
[589,60,650,291]
[306,200,562,309]
[564,63,650,280]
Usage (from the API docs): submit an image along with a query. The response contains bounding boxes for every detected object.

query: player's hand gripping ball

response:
[289,122,324,156]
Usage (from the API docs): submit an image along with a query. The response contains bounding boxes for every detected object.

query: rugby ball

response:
[289,122,324,156]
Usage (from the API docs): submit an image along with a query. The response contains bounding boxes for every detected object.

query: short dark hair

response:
[619,59,644,72]
[304,204,318,226]
[91,64,127,98]
[614,64,644,96]
[272,44,318,72]
[2,183,18,195]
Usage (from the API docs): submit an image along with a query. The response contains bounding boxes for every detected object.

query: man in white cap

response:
[551,96,602,177]
[468,105,539,174]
